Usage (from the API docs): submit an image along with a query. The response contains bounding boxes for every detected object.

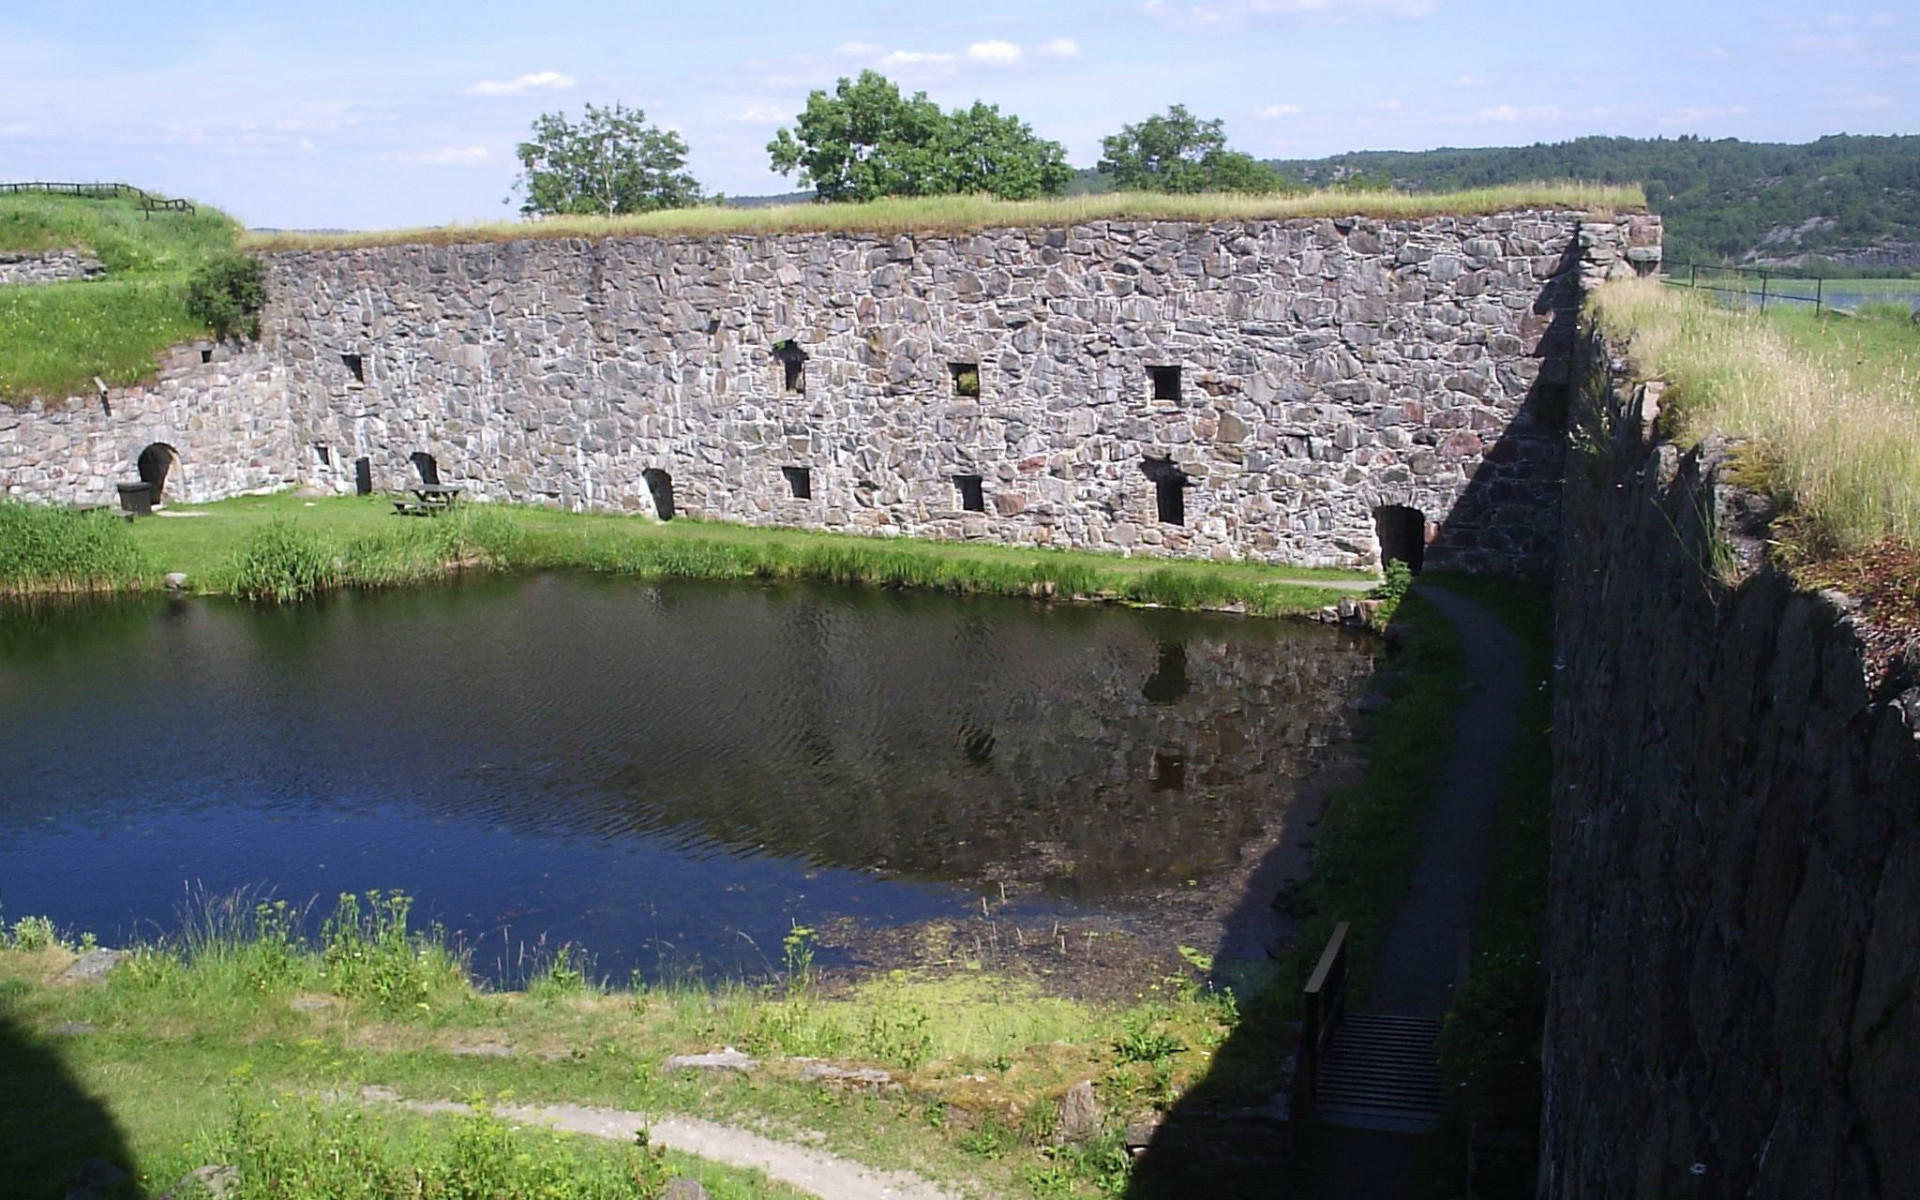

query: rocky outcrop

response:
[1540,337,1920,1198]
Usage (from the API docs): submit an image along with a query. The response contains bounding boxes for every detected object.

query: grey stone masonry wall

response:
[267,210,1654,575]
[0,342,296,505]
[1540,334,1920,1199]
[0,249,106,285]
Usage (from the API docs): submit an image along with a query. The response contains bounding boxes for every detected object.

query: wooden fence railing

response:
[0,181,194,216]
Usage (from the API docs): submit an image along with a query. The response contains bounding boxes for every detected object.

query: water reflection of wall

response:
[0,580,1376,902]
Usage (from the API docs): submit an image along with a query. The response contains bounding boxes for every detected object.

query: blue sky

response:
[1,1,1913,229]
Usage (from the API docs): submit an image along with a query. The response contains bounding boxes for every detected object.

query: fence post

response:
[1816,277,1824,316]
[1760,272,1769,313]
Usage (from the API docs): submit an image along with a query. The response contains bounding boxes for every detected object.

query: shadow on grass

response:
[0,1005,136,1199]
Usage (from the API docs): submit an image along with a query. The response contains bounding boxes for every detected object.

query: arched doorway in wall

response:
[1373,504,1427,573]
[136,443,180,505]
[642,469,675,521]
[409,452,440,487]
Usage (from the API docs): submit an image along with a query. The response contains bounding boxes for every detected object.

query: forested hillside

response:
[1263,135,1920,272]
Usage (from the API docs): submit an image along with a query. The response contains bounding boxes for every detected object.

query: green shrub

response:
[226,519,334,603]
[7,915,60,951]
[184,253,265,339]
[1369,559,1414,628]
[318,890,464,1011]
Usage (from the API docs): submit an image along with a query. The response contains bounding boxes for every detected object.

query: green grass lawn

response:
[0,906,1240,1200]
[114,492,1371,611]
[0,192,240,401]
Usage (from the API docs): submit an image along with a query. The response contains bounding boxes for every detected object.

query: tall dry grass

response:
[1591,278,1920,552]
[244,183,1644,252]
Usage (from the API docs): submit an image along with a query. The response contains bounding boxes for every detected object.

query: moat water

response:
[0,575,1374,981]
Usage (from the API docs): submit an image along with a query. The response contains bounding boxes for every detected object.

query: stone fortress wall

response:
[1539,339,1920,1199]
[0,248,106,286]
[3,209,1658,575]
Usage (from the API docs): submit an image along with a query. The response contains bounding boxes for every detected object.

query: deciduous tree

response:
[514,103,705,217]
[1097,105,1289,194]
[768,72,1072,202]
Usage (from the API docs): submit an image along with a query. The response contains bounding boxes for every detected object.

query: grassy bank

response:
[0,502,154,595]
[81,492,1366,611]
[1,894,1240,1200]
[245,183,1643,252]
[0,192,241,401]
[1590,279,1920,554]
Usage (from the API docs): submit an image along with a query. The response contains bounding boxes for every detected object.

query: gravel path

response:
[361,1088,968,1200]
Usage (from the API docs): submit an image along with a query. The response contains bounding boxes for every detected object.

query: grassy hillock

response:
[0,190,242,402]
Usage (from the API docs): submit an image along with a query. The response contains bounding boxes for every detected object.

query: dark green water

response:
[0,574,1373,980]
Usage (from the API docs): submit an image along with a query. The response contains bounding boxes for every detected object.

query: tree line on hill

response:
[1260,134,1920,273]
[511,80,1920,273]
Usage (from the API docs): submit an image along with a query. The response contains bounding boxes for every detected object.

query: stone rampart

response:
[3,209,1657,573]
[0,342,295,505]
[1539,337,1920,1198]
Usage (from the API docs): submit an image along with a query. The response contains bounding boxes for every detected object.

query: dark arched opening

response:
[772,339,808,393]
[409,452,440,487]
[136,443,178,505]
[1374,504,1427,573]
[642,468,675,521]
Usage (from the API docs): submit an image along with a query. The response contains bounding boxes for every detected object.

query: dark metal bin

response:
[117,481,153,516]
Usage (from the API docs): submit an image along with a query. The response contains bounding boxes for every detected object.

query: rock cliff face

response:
[1541,344,1920,1199]
[3,209,1658,576]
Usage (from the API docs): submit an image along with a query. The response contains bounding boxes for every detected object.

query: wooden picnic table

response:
[391,485,462,516]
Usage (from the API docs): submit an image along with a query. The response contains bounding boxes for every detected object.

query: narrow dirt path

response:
[1311,582,1528,1197]
[361,1088,968,1200]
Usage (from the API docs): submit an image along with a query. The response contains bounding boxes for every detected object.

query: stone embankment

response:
[0,249,106,286]
[1539,337,1920,1198]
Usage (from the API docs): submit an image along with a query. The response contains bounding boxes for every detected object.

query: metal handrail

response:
[1290,920,1351,1137]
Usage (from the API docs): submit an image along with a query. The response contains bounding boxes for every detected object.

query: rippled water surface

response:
[0,575,1374,979]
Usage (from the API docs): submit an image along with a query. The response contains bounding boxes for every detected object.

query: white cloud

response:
[377,145,493,166]
[1469,103,1562,123]
[1255,103,1304,118]
[833,41,884,57]
[1378,99,1405,111]
[1789,33,1864,51]
[463,71,576,97]
[726,104,789,125]
[877,50,958,68]
[1143,0,1437,26]
[1656,104,1749,126]
[967,40,1024,64]
[1454,74,1484,86]
[1036,38,1081,57]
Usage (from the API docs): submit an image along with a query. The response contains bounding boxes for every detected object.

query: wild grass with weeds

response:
[245,183,1642,251]
[0,500,152,595]
[1592,279,1920,554]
